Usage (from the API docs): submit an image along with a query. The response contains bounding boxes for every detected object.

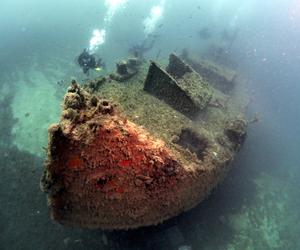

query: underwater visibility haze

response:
[0,0,300,249]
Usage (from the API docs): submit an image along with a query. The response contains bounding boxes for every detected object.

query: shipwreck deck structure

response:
[41,54,248,230]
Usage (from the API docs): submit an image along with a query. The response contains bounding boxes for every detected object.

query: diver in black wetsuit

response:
[77,49,105,74]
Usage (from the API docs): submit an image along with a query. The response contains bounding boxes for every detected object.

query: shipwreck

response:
[41,53,248,230]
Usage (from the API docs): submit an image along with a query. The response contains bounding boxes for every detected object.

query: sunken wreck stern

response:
[41,54,247,230]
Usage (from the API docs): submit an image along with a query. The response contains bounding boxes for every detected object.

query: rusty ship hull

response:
[41,54,247,229]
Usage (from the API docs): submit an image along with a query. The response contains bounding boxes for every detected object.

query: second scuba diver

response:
[77,49,105,74]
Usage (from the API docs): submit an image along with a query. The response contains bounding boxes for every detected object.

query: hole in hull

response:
[174,128,208,160]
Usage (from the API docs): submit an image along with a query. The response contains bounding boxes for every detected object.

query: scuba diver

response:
[129,37,156,60]
[77,49,105,74]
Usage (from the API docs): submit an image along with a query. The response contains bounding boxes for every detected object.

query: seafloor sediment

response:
[41,54,248,230]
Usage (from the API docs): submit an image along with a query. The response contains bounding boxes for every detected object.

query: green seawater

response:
[0,0,299,249]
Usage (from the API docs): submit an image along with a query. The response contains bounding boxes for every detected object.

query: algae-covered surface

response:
[88,64,193,145]
[85,60,247,163]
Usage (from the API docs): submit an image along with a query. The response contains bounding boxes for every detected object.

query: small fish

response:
[57,80,65,85]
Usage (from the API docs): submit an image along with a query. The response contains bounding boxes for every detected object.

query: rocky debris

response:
[144,54,213,118]
[181,49,237,93]
[110,57,141,82]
